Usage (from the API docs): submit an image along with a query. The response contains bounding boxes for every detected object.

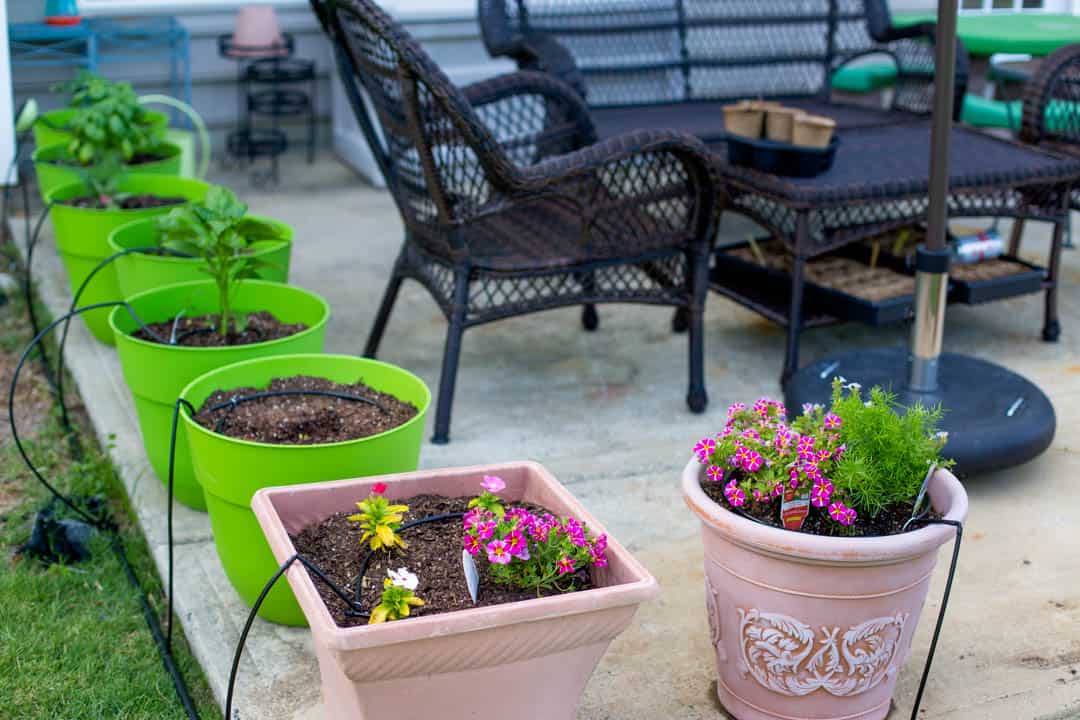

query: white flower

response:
[845,382,862,391]
[387,567,419,590]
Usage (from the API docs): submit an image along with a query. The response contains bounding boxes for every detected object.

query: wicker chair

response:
[311,0,719,443]
[1016,44,1080,246]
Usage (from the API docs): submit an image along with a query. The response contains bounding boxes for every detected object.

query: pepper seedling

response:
[155,185,289,339]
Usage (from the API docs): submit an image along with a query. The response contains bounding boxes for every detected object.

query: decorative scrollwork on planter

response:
[736,608,907,697]
[704,575,725,661]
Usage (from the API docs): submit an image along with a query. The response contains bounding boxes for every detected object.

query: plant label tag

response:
[910,462,936,522]
[462,549,480,605]
[781,487,811,530]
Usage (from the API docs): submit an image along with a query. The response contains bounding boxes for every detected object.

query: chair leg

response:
[432,270,470,445]
[672,306,690,333]
[1043,208,1067,342]
[580,271,598,331]
[364,261,405,358]
[1008,217,1025,256]
[686,247,710,413]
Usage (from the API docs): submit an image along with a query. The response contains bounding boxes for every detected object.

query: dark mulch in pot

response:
[700,478,938,537]
[49,152,170,168]
[192,374,418,444]
[63,194,186,210]
[131,310,306,348]
[291,494,594,628]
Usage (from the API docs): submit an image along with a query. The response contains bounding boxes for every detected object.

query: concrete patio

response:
[20,152,1080,719]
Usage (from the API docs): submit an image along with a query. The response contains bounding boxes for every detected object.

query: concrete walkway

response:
[21,154,1080,719]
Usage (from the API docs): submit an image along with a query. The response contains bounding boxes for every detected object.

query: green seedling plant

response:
[347,483,409,552]
[50,73,165,206]
[155,185,288,339]
[369,568,424,624]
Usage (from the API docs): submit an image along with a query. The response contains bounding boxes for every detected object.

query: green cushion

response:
[893,12,1080,57]
[831,61,899,94]
[961,94,1022,130]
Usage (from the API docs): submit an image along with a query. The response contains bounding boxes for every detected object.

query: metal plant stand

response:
[784,0,1057,475]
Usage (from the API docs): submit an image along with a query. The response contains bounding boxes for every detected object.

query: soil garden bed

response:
[291,494,594,628]
[63,194,186,210]
[48,151,171,168]
[700,476,937,537]
[192,374,418,443]
[132,311,307,348]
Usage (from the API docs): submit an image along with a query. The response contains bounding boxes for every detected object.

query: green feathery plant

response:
[155,185,288,338]
[830,379,952,518]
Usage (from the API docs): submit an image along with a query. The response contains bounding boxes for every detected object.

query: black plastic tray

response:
[713,240,914,327]
[948,255,1046,305]
[726,135,839,177]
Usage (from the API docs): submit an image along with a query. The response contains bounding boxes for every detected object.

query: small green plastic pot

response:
[32,108,169,149]
[47,174,210,345]
[180,353,430,626]
[33,141,183,203]
[110,280,331,511]
[107,215,293,298]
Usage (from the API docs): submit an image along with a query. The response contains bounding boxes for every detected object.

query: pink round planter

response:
[681,457,967,720]
[252,461,660,719]
[228,5,288,58]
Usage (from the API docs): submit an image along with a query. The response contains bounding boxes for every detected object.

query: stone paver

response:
[19,152,1080,719]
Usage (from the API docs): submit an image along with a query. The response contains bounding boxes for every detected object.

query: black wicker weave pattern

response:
[313,0,718,443]
[478,0,962,116]
[1022,43,1080,211]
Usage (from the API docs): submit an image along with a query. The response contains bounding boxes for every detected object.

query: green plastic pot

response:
[107,215,293,298]
[110,280,331,511]
[33,141,183,203]
[32,108,169,149]
[180,353,430,626]
[47,174,210,345]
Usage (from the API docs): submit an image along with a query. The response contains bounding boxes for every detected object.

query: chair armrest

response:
[510,129,720,249]
[462,70,598,161]
[845,19,969,119]
[1020,44,1080,146]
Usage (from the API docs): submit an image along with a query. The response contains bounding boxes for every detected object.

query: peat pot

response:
[110,280,329,511]
[47,175,209,344]
[107,215,292,298]
[252,461,660,718]
[180,353,430,626]
[681,457,967,720]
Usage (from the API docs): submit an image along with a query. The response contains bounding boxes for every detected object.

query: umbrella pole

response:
[909,0,958,393]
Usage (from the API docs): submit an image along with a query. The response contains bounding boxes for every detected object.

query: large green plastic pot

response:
[33,141,183,203]
[32,108,169,149]
[180,353,430,626]
[46,175,210,345]
[107,215,293,298]
[110,280,331,511]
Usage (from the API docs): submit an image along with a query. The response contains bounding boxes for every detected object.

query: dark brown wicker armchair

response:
[311,0,719,443]
[1020,45,1080,212]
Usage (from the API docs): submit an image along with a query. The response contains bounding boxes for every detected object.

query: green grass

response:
[0,284,221,719]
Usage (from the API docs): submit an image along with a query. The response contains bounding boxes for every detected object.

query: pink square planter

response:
[252,461,660,719]
[681,457,967,720]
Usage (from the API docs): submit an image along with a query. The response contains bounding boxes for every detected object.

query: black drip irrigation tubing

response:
[223,512,464,720]
[9,302,201,719]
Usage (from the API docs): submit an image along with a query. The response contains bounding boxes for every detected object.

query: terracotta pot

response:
[793,114,837,149]
[228,5,288,58]
[681,458,967,720]
[765,107,801,143]
[724,101,764,139]
[252,461,660,719]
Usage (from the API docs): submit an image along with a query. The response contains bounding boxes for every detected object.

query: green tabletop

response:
[894,12,1080,57]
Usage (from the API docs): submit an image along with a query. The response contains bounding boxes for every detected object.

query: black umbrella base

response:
[784,348,1055,477]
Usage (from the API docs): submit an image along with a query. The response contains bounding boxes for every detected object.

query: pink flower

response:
[743,451,763,473]
[476,520,497,541]
[592,534,607,553]
[463,533,482,556]
[828,501,852,524]
[753,399,771,418]
[727,402,746,417]
[463,508,483,531]
[480,475,506,494]
[371,482,387,495]
[811,479,833,507]
[694,437,716,462]
[824,413,842,430]
[557,556,576,575]
[486,540,513,565]
[723,483,747,507]
[506,530,529,559]
[590,546,608,568]
[706,465,724,483]
[734,445,751,467]
[752,490,764,502]
[843,507,858,525]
